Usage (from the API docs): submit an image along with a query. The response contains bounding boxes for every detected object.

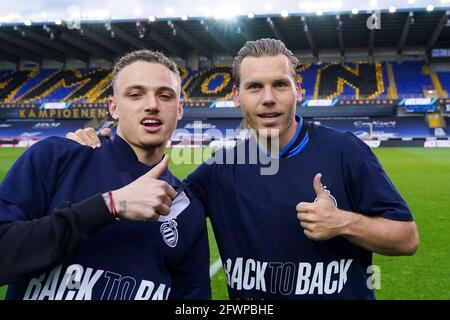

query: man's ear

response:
[177,100,184,120]
[232,85,240,108]
[109,96,119,120]
[296,81,303,103]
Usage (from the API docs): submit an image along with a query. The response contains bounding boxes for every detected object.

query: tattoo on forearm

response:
[118,201,127,216]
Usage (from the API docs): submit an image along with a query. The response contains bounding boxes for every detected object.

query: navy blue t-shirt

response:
[0,135,210,300]
[186,121,413,300]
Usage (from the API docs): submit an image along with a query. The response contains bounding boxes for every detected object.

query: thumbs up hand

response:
[312,173,329,201]
[296,173,348,241]
[107,155,177,222]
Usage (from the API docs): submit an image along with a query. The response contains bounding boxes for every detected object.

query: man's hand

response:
[105,155,177,222]
[66,127,112,148]
[296,173,349,241]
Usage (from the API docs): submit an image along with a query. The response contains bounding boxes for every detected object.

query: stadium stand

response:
[12,69,58,101]
[314,62,384,99]
[296,64,317,98]
[0,9,449,146]
[436,71,450,95]
[13,68,112,103]
[182,66,233,101]
[1,61,449,144]
[0,119,90,143]
[393,61,434,97]
[174,119,243,141]
[0,61,446,103]
[315,116,434,139]
[0,70,35,101]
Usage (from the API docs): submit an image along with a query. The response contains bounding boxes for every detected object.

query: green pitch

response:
[1,147,449,300]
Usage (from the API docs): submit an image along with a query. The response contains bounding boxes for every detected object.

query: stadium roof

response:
[1,0,450,21]
[0,7,449,64]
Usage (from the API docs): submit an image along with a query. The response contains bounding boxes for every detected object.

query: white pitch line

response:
[209,258,223,278]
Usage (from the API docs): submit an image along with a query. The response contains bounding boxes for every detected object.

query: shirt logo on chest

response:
[160,220,179,248]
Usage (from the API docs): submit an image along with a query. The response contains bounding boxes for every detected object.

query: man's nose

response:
[144,95,159,112]
[261,87,276,106]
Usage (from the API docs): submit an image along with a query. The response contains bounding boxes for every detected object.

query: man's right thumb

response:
[148,155,169,178]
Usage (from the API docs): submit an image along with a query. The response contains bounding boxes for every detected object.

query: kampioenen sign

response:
[0,107,108,119]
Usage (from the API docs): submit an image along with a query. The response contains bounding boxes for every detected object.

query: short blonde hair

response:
[232,38,299,87]
[112,50,180,92]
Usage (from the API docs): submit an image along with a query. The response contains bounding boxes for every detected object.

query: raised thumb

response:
[148,155,169,178]
[313,173,327,198]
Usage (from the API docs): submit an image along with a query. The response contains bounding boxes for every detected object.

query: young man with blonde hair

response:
[0,50,211,300]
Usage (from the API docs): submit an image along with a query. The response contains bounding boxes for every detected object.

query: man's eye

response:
[248,84,261,90]
[274,82,288,87]
[129,93,141,98]
[160,94,172,100]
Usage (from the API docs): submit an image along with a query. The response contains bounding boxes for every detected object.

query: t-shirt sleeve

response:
[0,195,115,285]
[0,138,116,284]
[184,159,213,215]
[168,220,211,300]
[341,132,413,221]
[0,138,64,222]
